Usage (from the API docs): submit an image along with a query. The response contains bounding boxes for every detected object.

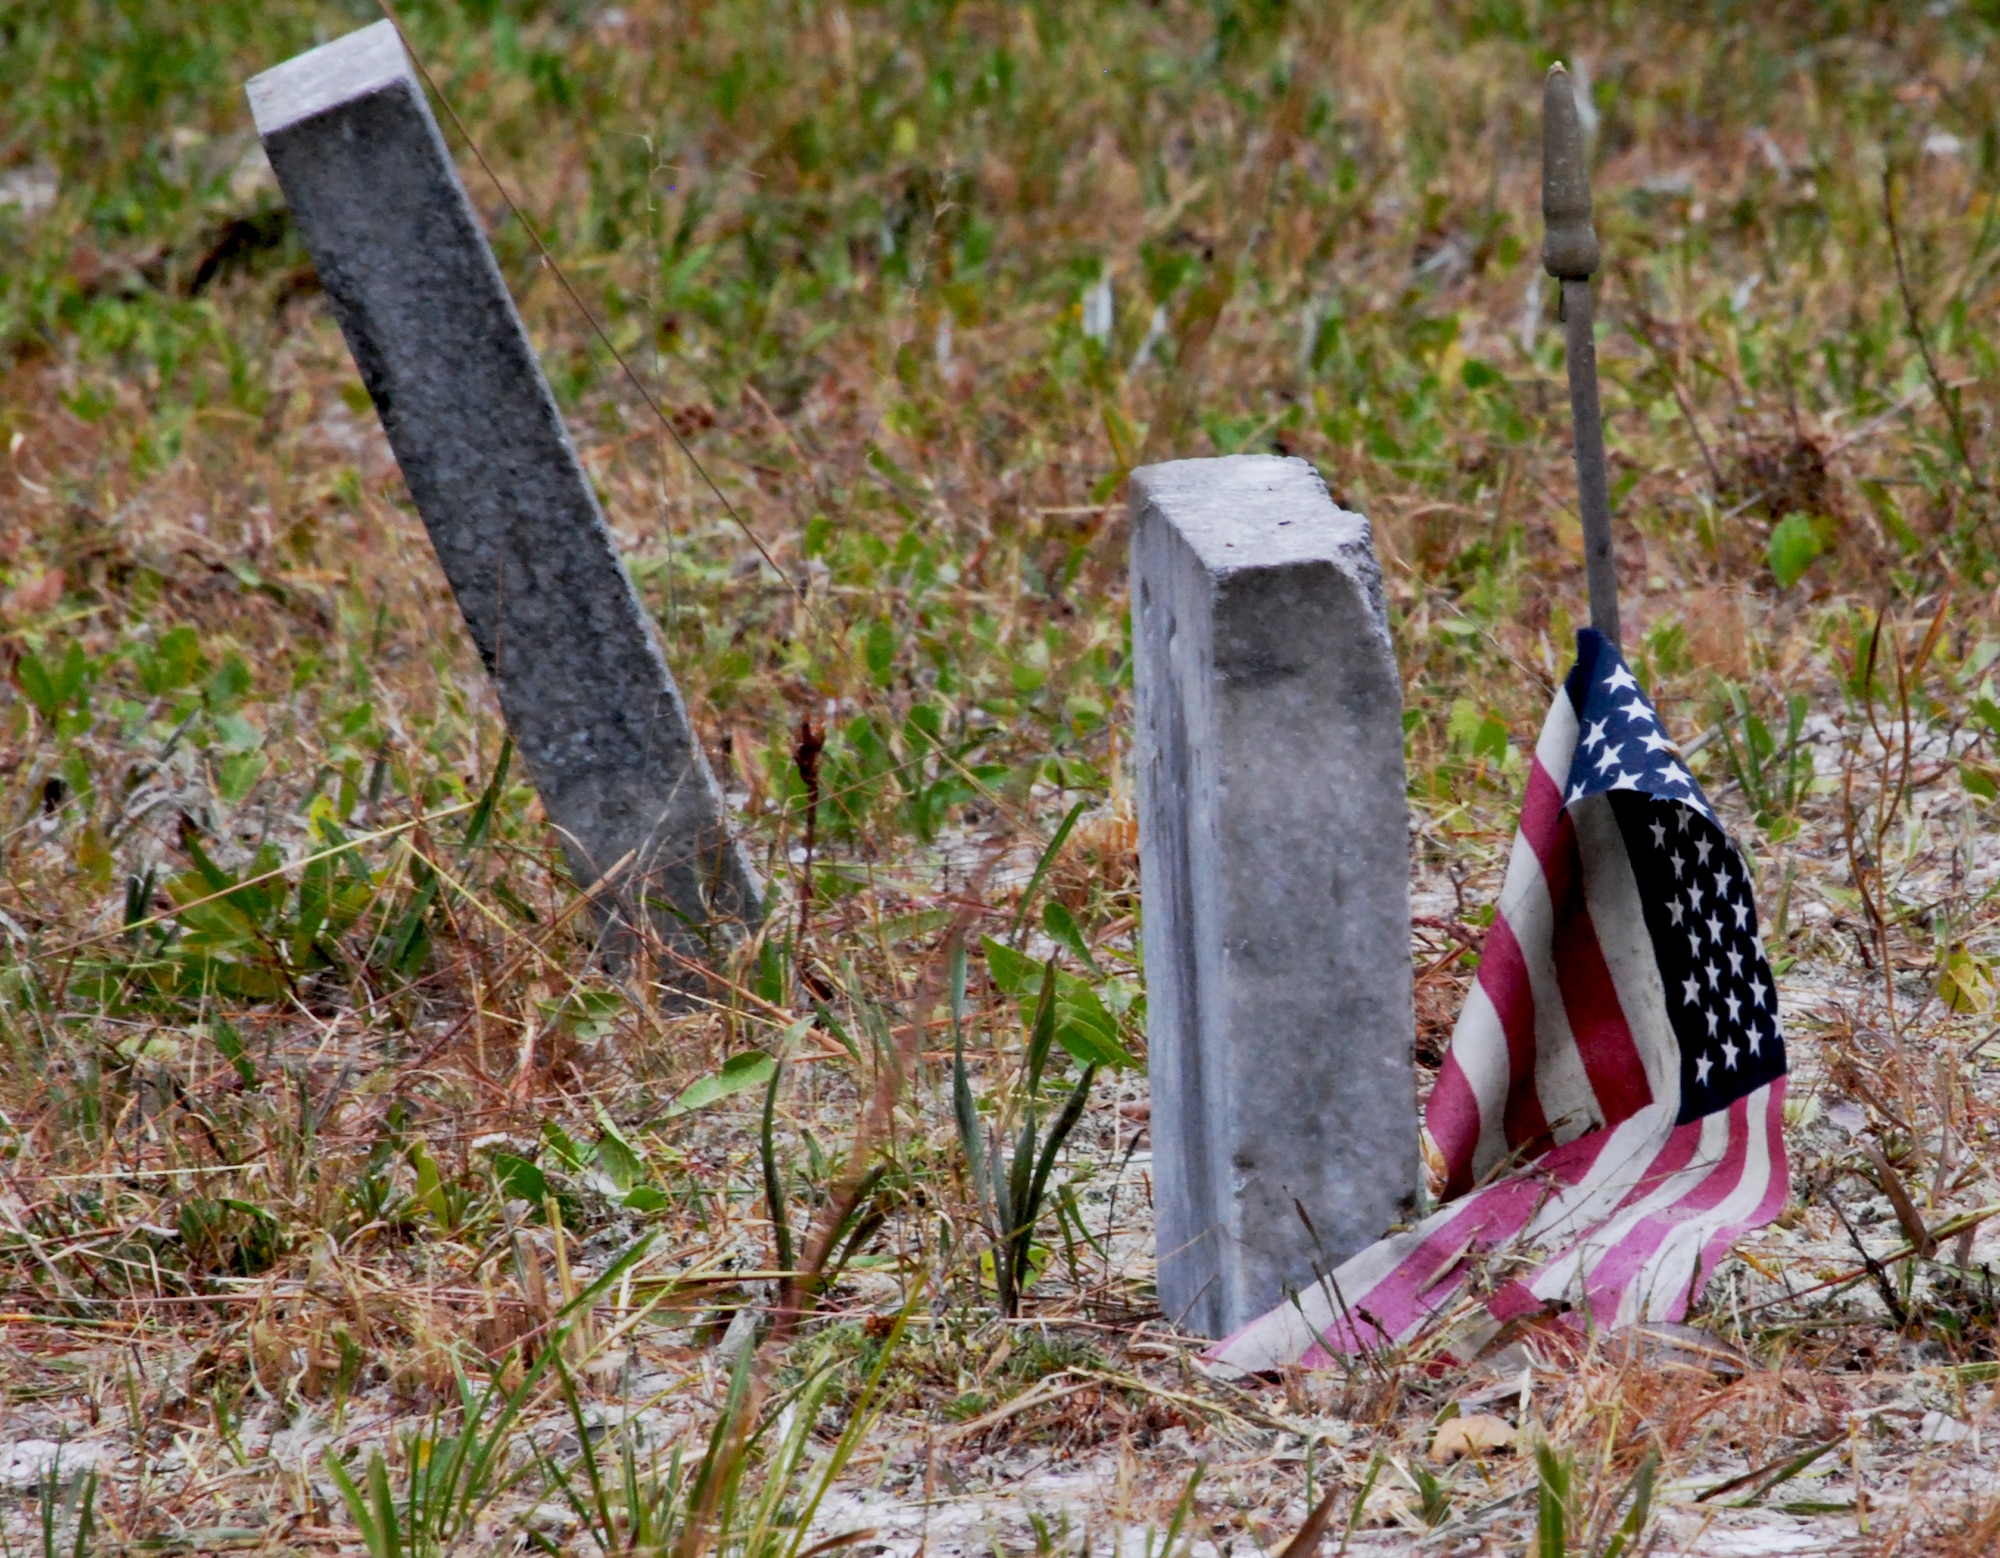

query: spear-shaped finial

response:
[1542,62,1599,280]
[1542,61,1619,649]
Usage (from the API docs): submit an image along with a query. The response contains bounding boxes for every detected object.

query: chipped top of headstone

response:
[1130,454,1387,646]
[1129,454,1369,576]
[248,19,412,137]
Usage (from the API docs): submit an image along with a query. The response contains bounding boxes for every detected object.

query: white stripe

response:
[1493,825,1598,1147]
[1523,1108,1731,1317]
[1452,981,1515,1182]
[1441,689,1583,1176]
[1617,1085,1779,1323]
[1205,1204,1460,1373]
[1515,1102,1677,1248]
[1570,793,1681,1116]
[1534,688,1582,782]
[1522,692,1592,1140]
[1207,1097,1640,1375]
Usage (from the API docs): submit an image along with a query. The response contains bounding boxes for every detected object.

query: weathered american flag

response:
[1209,629,1789,1373]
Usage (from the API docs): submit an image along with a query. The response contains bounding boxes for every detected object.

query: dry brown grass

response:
[12,0,2000,1550]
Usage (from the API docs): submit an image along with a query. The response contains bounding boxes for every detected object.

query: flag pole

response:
[1543,62,1620,652]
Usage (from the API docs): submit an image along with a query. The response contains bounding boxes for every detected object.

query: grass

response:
[12,0,2000,1548]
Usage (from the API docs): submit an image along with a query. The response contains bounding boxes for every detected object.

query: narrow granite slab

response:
[249,22,759,958]
[1132,454,1418,1339]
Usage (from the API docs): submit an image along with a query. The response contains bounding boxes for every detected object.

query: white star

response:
[1605,664,1639,694]
[1722,1037,1740,1069]
[1726,991,1742,1022]
[1611,768,1642,790]
[1727,947,1744,976]
[1650,818,1668,849]
[1695,1051,1714,1085]
[1682,973,1701,1004]
[1705,1006,1720,1035]
[1731,900,1751,929]
[1706,912,1725,943]
[1667,897,1685,926]
[1595,745,1622,775]
[1747,1026,1761,1054]
[1754,975,1772,1008]
[1693,836,1713,865]
[1705,960,1721,989]
[1568,781,1588,805]
[1620,697,1653,724]
[1672,852,1686,879]
[1686,930,1704,960]
[1583,718,1609,751]
[1640,728,1678,754]
[1677,806,1691,833]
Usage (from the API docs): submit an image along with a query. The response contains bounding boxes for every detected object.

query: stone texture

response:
[1131,454,1418,1340]
[249,22,759,955]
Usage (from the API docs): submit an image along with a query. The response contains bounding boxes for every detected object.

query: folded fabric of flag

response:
[1208,628,1789,1375]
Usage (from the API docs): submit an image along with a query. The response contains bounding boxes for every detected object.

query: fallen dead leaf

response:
[1430,1412,1517,1463]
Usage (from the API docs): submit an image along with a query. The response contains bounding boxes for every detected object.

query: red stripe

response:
[1519,759,1566,859]
[1562,1113,1709,1315]
[1428,1052,1483,1200]
[1486,1279,1545,1323]
[1428,756,1568,1195]
[1582,1095,1758,1322]
[1297,1124,1622,1355]
[1474,911,1553,1157]
[1688,1081,1790,1296]
[1543,809,1654,1129]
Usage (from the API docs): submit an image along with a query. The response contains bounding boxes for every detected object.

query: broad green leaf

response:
[1054,982,1137,1069]
[538,987,625,1041]
[409,1140,448,1225]
[215,750,267,804]
[660,1050,777,1119]
[982,935,1041,995]
[541,1119,593,1172]
[14,653,58,721]
[1767,512,1822,590]
[210,1021,256,1087]
[205,652,251,711]
[492,1152,547,1205]
[595,1128,641,1192]
[138,625,203,694]
[864,619,897,684]
[212,711,263,752]
[1042,901,1098,973]
[1940,946,1993,1014]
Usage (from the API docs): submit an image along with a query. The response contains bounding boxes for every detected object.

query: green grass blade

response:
[460,736,513,851]
[1009,799,1087,945]
[761,1057,795,1280]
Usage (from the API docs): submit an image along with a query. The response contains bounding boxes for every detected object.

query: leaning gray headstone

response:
[248,22,760,960]
[1131,454,1418,1340]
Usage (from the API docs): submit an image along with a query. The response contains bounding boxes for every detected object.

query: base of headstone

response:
[1132,454,1419,1340]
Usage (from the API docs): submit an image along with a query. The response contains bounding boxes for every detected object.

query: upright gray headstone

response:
[1132,454,1417,1340]
[248,23,760,959]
